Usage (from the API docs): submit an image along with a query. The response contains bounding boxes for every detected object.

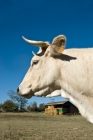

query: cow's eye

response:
[32,60,39,66]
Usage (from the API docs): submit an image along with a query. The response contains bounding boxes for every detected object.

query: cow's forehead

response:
[31,55,41,61]
[31,46,51,61]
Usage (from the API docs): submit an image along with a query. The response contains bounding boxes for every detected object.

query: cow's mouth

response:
[34,87,50,97]
[17,85,50,99]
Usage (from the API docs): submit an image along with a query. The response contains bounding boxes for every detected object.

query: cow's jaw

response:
[34,87,50,97]
[18,85,50,98]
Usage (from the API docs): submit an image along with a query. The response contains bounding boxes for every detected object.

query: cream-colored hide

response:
[18,35,93,123]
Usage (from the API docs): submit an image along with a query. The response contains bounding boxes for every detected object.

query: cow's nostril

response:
[17,87,19,92]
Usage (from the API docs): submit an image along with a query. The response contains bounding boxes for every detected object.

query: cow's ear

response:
[50,35,66,56]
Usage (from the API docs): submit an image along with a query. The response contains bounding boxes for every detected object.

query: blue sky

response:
[0,0,93,105]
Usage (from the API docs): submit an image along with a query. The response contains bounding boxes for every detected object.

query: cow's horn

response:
[22,36,50,48]
[32,51,36,56]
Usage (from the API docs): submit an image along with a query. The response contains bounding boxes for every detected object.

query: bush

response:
[2,100,18,112]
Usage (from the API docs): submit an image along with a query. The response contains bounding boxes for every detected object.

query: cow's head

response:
[17,35,66,98]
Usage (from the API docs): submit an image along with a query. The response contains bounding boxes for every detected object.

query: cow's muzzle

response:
[17,85,34,98]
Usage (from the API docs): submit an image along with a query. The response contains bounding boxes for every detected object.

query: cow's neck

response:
[60,86,93,123]
[58,50,93,123]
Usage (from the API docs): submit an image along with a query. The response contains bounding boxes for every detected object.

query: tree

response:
[0,103,3,112]
[27,101,38,112]
[0,103,2,109]
[31,101,38,111]
[38,103,45,112]
[7,90,28,110]
[2,100,18,112]
[27,103,32,112]
[27,102,45,112]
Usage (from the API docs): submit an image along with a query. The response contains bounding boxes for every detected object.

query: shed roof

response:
[46,100,69,106]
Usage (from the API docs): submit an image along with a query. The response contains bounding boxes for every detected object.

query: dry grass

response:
[0,112,93,140]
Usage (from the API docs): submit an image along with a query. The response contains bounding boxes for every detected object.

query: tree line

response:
[0,90,45,112]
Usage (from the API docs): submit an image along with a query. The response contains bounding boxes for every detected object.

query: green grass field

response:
[0,112,93,140]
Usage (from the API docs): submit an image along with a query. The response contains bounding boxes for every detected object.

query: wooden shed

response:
[45,100,79,115]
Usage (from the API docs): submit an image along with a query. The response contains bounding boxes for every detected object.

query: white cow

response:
[17,35,93,123]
